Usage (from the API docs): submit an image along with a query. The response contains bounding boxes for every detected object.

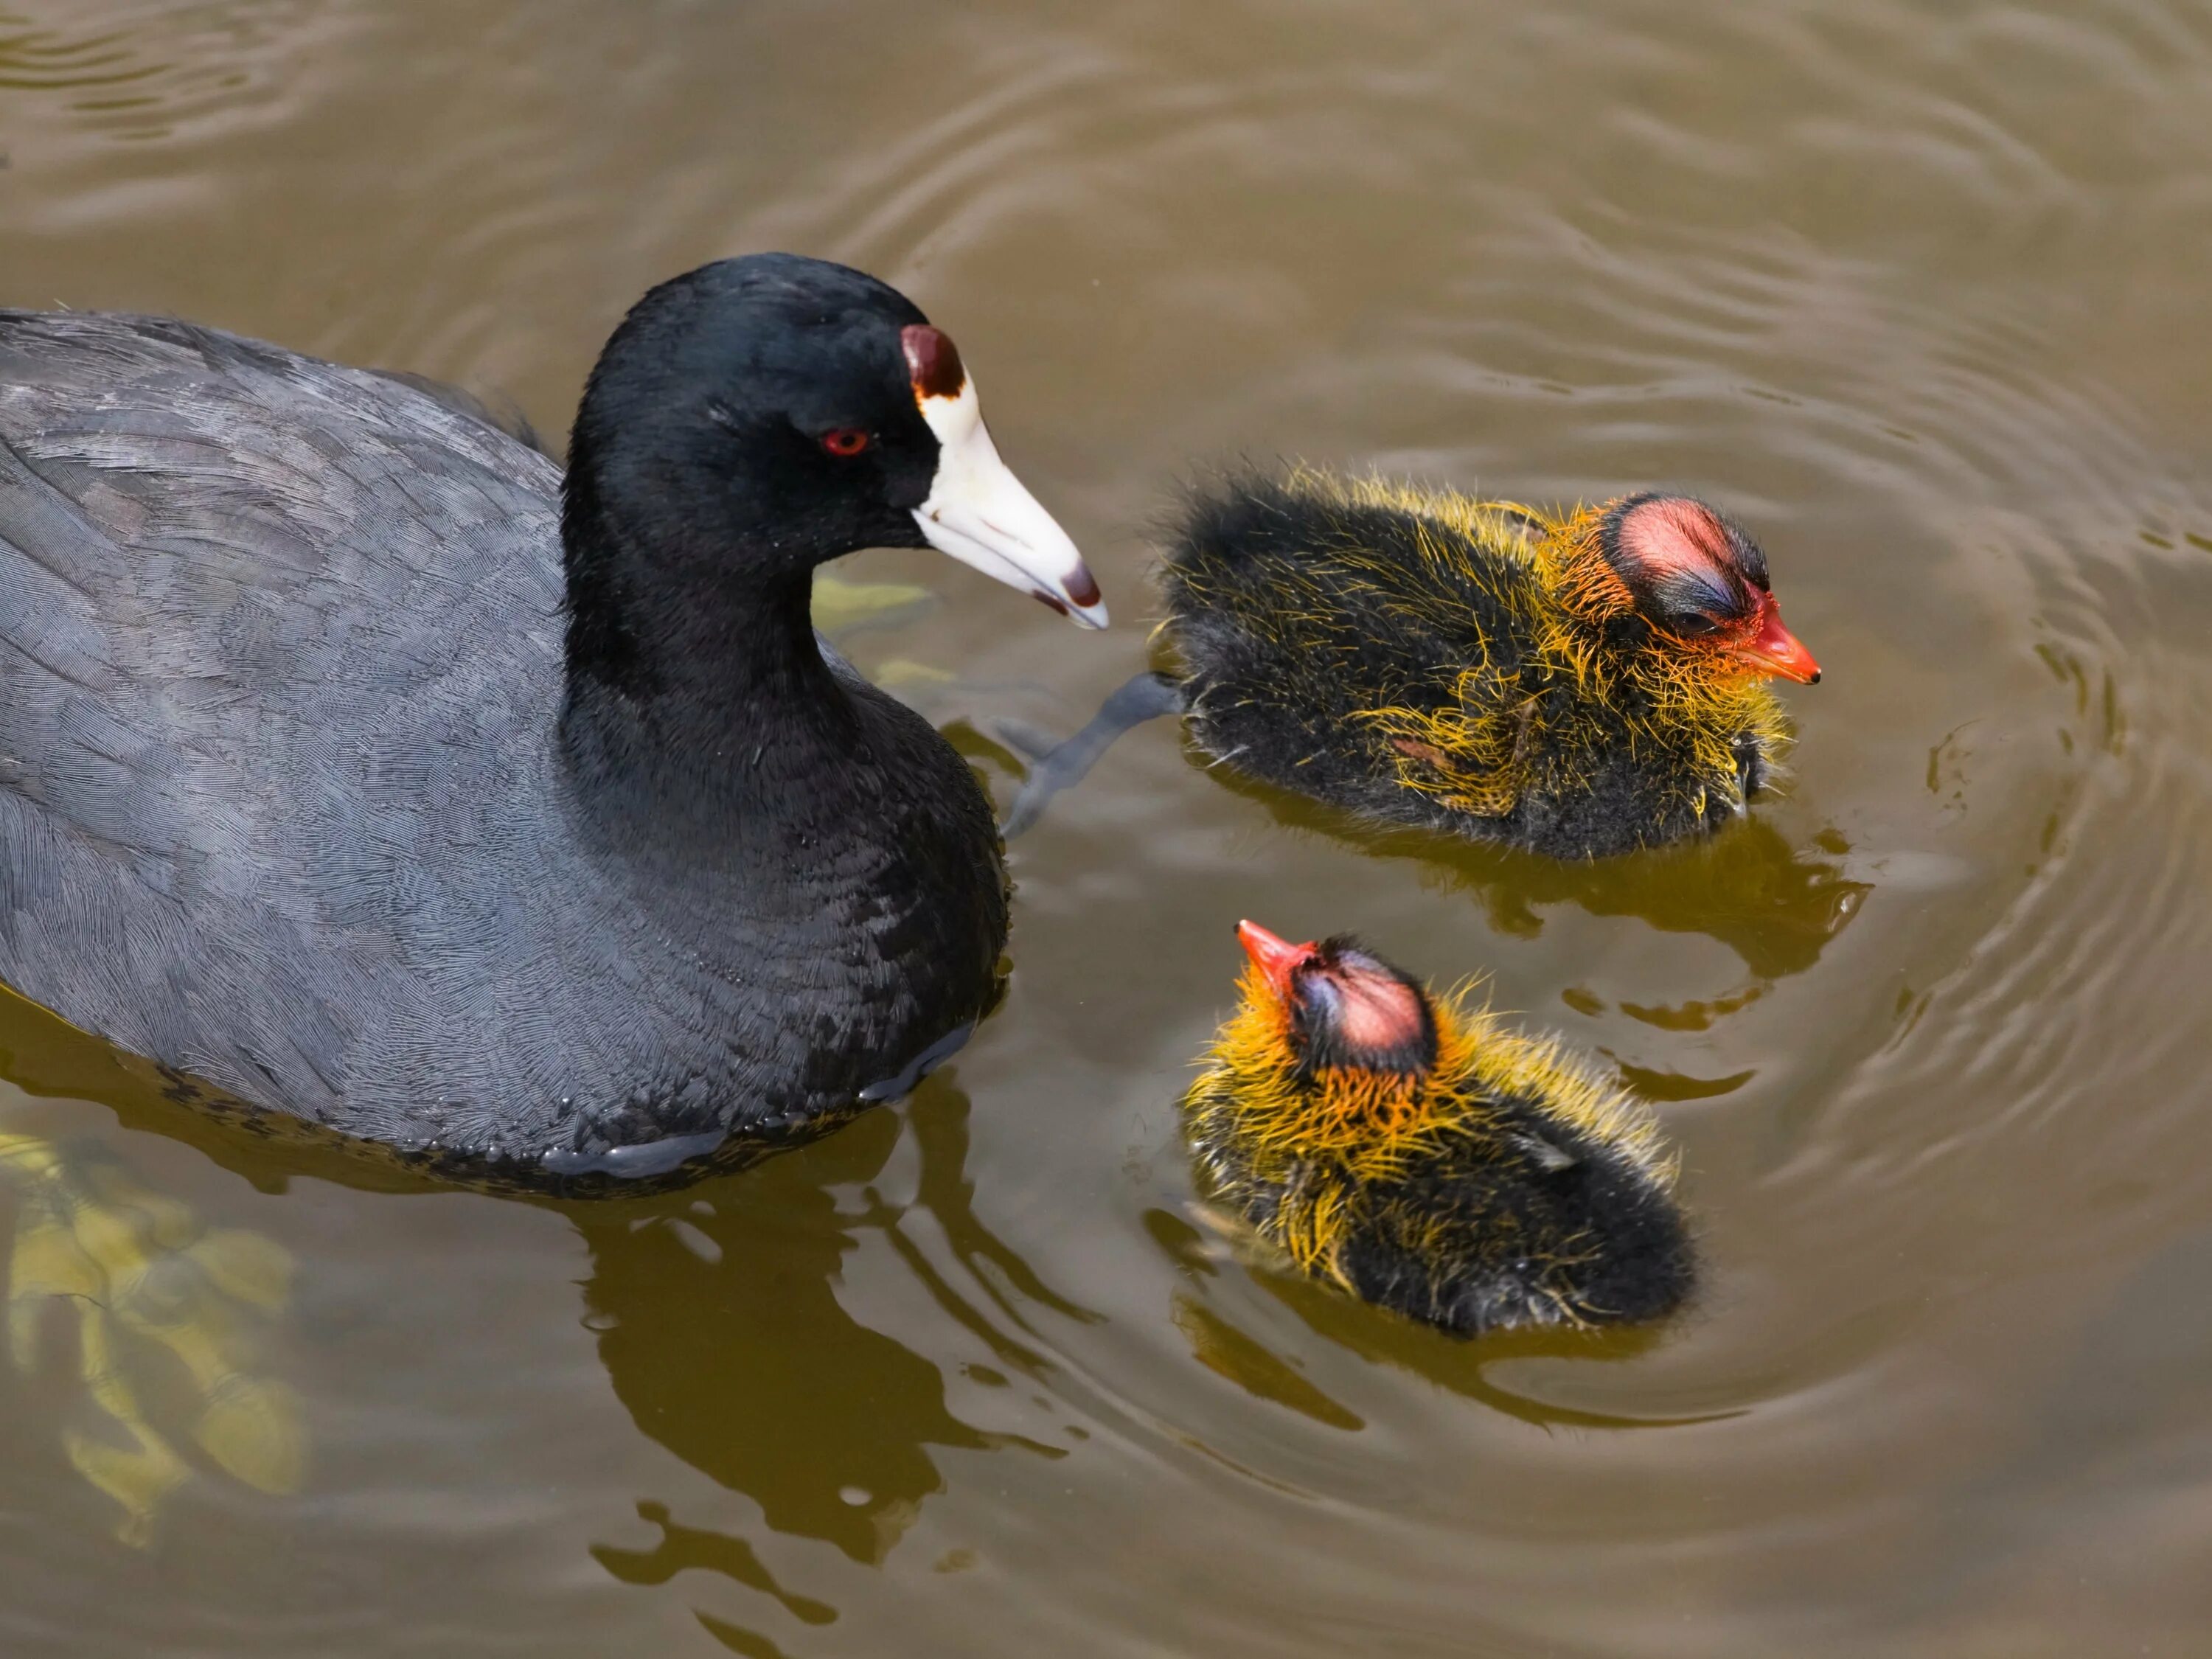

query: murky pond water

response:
[4,0,2212,1652]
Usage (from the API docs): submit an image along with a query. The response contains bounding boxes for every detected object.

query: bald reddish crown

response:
[1592,493,1821,682]
[1237,922,1438,1077]
[1601,494,1767,631]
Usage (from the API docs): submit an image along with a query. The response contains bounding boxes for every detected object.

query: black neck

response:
[555,466,858,828]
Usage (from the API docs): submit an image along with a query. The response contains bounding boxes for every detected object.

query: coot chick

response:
[0,254,1105,1191]
[1184,921,1694,1335]
[1003,471,1817,855]
[1165,473,1817,858]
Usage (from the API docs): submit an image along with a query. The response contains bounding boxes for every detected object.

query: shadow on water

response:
[571,1079,1091,1571]
[1144,1206,1738,1433]
[1213,762,1871,981]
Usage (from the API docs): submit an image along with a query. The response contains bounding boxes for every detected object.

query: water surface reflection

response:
[1145,1205,1733,1432]
[575,1082,1089,1568]
[1211,767,1871,978]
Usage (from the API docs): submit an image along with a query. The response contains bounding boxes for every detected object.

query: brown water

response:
[4,0,2212,1652]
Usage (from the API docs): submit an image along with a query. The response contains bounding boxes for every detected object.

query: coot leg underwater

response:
[998,669,1186,838]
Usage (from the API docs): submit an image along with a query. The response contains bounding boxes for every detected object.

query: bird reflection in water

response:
[995,684,1869,986]
[575,1079,1096,1646]
[1147,1206,1739,1433]
[1,1009,1094,1656]
[1244,785,1872,984]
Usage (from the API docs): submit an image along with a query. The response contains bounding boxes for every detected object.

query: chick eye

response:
[819,428,872,457]
[1672,612,1724,637]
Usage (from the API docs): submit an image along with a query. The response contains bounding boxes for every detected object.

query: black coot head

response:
[564,252,1105,623]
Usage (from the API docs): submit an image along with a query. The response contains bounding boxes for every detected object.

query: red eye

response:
[820,428,871,457]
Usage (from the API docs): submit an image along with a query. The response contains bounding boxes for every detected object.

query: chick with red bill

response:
[1004,471,1820,852]
[1183,920,1694,1336]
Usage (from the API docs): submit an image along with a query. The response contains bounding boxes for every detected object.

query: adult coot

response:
[1185,920,1694,1335]
[0,254,1106,1191]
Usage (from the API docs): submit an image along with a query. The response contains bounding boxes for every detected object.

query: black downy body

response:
[1008,476,1806,860]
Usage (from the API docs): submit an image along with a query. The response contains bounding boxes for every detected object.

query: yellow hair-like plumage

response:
[1184,964,1676,1288]
[1217,470,1791,833]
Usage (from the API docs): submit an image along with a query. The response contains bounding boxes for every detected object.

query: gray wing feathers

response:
[0,313,569,1127]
